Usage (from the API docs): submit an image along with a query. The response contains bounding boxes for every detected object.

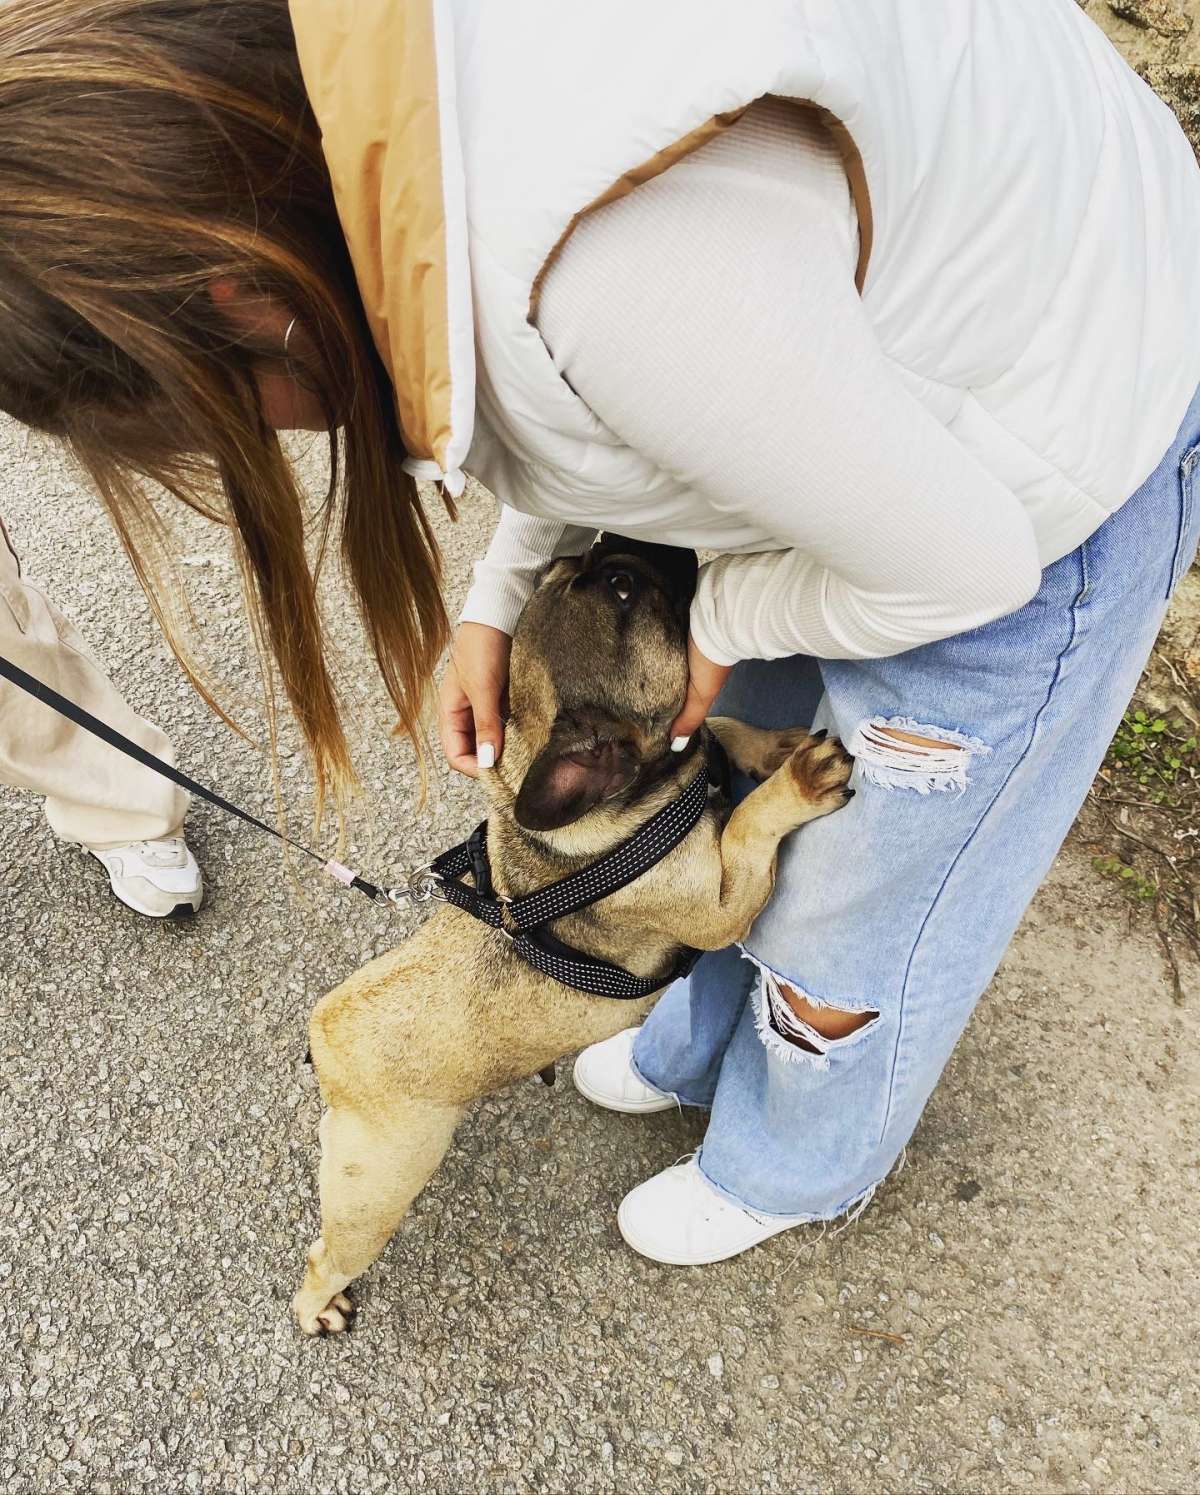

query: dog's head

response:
[507,534,699,832]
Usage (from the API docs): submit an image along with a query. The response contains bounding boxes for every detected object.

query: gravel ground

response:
[1,423,1196,1495]
[2,9,1200,1492]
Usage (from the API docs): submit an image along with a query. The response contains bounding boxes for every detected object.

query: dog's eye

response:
[608,571,634,603]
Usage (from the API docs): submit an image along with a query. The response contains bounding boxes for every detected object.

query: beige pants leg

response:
[0,519,187,849]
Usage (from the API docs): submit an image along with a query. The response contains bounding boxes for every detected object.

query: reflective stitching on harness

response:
[429,745,723,1000]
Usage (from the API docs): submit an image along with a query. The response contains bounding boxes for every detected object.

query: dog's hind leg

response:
[292,1098,462,1336]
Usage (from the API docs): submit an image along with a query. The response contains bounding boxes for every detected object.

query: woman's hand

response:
[670,635,732,748]
[438,623,512,776]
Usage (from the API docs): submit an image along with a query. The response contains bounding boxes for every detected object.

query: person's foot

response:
[572,1028,676,1114]
[84,836,204,918]
[618,1156,806,1265]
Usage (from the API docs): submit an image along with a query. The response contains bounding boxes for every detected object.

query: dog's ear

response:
[514,735,639,831]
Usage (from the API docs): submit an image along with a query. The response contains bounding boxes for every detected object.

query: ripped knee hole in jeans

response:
[742,715,991,1064]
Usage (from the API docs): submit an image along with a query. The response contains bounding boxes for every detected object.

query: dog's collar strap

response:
[431,748,712,931]
[427,744,720,1000]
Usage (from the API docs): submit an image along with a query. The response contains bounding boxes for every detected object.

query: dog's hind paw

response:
[294,1290,357,1337]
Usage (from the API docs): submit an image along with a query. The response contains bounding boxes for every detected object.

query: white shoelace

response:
[125,839,184,866]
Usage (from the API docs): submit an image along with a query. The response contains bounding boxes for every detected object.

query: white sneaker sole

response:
[571,1056,677,1114]
[108,883,202,919]
[616,1198,799,1266]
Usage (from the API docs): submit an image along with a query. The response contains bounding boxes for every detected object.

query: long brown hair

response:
[0,0,450,815]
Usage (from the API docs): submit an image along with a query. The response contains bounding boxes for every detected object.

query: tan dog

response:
[293,537,852,1334]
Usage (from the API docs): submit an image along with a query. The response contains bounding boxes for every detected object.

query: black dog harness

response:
[425,743,726,1000]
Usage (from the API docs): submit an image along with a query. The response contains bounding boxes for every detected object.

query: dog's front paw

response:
[745,725,818,780]
[786,732,855,815]
[293,1289,357,1337]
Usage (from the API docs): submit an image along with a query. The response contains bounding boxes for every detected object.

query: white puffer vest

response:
[450,0,1200,565]
[290,0,1200,562]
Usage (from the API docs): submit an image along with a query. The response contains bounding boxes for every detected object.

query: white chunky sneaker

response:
[572,1027,676,1114]
[84,836,204,918]
[618,1156,806,1266]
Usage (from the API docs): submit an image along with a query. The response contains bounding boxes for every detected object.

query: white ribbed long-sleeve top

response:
[460,99,1042,663]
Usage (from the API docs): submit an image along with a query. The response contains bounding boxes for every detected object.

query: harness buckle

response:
[497,897,519,940]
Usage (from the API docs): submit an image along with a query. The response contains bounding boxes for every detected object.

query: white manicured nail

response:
[671,736,690,753]
[477,742,495,769]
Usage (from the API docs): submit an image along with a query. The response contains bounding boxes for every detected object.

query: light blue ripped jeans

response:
[634,385,1200,1220]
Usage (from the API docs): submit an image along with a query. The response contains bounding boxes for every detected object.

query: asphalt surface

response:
[0,413,1196,1495]
[4,14,1200,1489]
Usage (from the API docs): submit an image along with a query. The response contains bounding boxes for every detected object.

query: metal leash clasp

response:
[384,863,447,907]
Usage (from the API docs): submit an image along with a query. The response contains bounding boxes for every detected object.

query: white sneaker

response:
[85,836,204,918]
[617,1156,806,1266]
[573,1027,676,1114]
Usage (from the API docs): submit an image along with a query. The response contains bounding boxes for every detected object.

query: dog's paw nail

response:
[843,787,856,799]
[812,728,828,741]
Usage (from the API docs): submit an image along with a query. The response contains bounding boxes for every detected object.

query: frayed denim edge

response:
[849,715,991,796]
[696,1147,883,1228]
[628,1050,710,1112]
[739,947,881,1072]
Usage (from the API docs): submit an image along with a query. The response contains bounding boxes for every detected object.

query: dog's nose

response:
[592,534,699,610]
[605,568,637,609]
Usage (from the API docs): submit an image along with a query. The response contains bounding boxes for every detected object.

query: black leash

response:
[0,651,388,903]
[1,649,723,1001]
